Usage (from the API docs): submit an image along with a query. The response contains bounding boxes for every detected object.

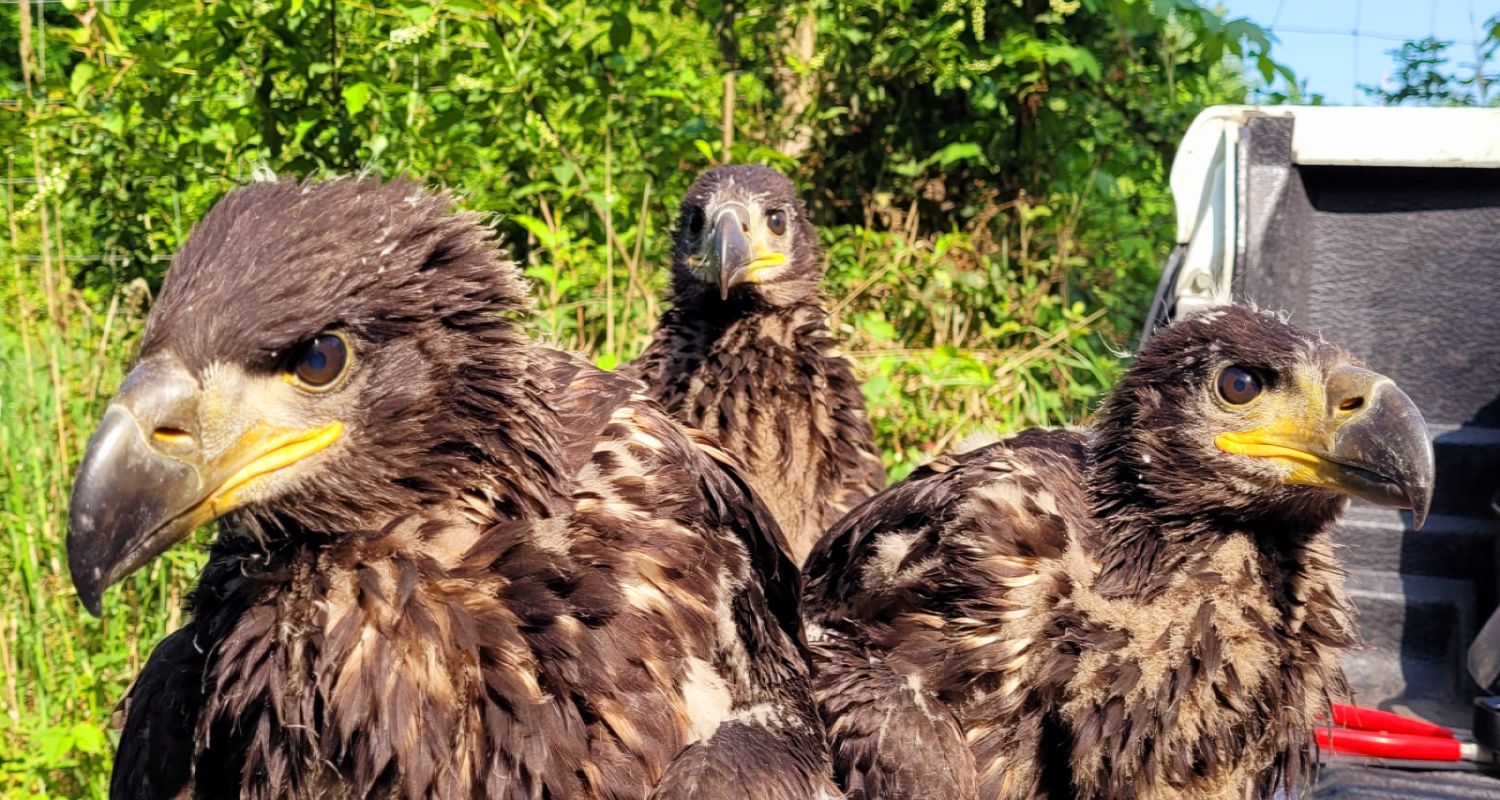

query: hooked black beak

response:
[1217,365,1435,530]
[68,358,207,615]
[68,356,342,615]
[710,206,753,301]
[1320,368,1434,528]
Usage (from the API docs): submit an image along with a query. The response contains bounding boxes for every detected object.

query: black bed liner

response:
[1314,761,1500,799]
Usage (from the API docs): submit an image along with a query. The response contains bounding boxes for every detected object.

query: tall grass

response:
[1,180,208,797]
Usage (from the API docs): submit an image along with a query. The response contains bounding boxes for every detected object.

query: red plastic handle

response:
[1316,727,1462,761]
[1329,703,1453,738]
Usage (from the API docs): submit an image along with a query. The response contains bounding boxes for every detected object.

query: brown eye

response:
[1216,365,1262,405]
[686,208,705,237]
[766,209,787,236]
[293,334,349,389]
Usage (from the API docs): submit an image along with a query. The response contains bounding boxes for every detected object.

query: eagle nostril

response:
[151,427,195,450]
[1325,365,1383,417]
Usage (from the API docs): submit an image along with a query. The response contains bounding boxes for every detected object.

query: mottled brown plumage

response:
[69,179,838,799]
[803,307,1434,800]
[626,165,884,565]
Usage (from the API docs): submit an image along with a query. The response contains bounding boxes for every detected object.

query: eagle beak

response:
[1217,366,1434,529]
[711,206,754,300]
[68,357,342,615]
[709,205,786,300]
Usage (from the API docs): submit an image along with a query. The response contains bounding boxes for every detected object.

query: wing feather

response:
[802,430,1089,800]
[110,626,202,800]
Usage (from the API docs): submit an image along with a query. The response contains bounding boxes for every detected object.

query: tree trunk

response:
[776,9,817,159]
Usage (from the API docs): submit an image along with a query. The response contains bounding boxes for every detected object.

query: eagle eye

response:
[1216,365,1262,405]
[686,208,705,238]
[766,209,787,237]
[291,333,350,390]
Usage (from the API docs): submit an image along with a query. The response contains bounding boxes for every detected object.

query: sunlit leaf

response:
[932,142,983,166]
[70,62,96,98]
[342,82,374,115]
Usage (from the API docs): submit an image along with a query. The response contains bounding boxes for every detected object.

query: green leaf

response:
[292,116,319,146]
[70,62,96,98]
[511,214,560,250]
[609,12,633,50]
[932,142,983,166]
[401,3,434,23]
[1223,18,1270,52]
[342,82,374,116]
[889,157,924,177]
[101,109,126,136]
[69,722,107,756]
[856,313,898,341]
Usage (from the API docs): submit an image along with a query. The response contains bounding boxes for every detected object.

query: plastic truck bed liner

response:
[1313,762,1500,799]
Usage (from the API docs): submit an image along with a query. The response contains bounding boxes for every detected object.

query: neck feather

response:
[1083,432,1345,601]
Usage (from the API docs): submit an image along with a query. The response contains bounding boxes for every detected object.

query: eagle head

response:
[67,179,551,615]
[1091,306,1434,534]
[672,164,822,306]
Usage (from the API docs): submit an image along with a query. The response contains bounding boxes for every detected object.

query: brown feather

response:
[626,165,883,565]
[106,180,837,799]
[805,309,1373,800]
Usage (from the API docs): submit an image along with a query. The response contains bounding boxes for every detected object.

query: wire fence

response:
[1257,0,1495,103]
[1267,24,1481,46]
[10,254,172,262]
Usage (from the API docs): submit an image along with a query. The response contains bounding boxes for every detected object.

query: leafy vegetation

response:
[3,0,1277,793]
[1361,15,1500,106]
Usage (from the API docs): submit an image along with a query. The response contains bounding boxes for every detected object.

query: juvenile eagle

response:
[802,307,1434,799]
[67,179,837,799]
[626,165,884,565]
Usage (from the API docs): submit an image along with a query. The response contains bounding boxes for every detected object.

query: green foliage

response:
[0,269,188,799]
[2,0,1279,793]
[1361,19,1500,107]
[736,0,1272,229]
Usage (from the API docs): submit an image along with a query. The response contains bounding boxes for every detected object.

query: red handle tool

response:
[1315,703,1481,762]
[1315,726,1464,761]
[1329,703,1453,738]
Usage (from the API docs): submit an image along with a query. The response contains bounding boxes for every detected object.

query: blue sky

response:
[1222,0,1498,104]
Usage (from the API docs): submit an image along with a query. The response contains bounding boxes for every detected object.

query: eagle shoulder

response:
[556,360,831,795]
[110,626,201,800]
[803,429,1090,800]
[652,719,843,800]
